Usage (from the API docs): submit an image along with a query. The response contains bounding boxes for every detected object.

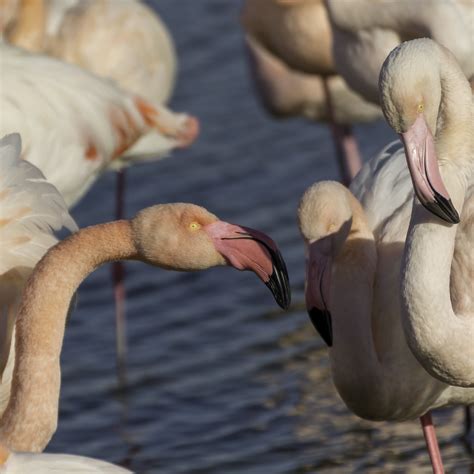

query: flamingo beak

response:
[205,221,291,309]
[400,114,459,224]
[305,241,332,346]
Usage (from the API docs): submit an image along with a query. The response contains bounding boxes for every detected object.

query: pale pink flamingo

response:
[378,38,473,387]
[241,0,381,185]
[0,43,196,208]
[298,38,474,473]
[0,136,290,452]
[298,179,472,473]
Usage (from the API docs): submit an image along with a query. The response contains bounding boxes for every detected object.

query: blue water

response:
[47,1,473,472]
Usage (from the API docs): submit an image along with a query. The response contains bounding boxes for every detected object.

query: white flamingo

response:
[298,38,474,472]
[299,178,472,473]
[378,38,473,387]
[0,43,197,209]
[3,0,178,158]
[241,0,381,184]
[325,0,474,104]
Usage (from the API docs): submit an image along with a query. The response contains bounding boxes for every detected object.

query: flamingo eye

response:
[189,222,201,231]
[417,103,424,113]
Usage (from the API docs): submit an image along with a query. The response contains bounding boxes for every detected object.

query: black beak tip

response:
[265,270,291,310]
[307,307,333,347]
[266,248,291,310]
[423,194,460,224]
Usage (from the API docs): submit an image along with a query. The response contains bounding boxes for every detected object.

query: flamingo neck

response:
[0,220,138,452]
[327,197,382,408]
[329,192,447,419]
[402,122,473,388]
[7,0,46,52]
[400,44,474,386]
[0,442,9,464]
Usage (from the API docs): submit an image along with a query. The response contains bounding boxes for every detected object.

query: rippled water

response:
[46,1,473,472]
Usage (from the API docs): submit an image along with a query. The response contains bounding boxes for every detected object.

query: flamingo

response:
[298,38,474,472]
[378,38,473,387]
[325,0,474,105]
[241,0,381,185]
[3,0,178,157]
[0,43,197,208]
[298,179,473,472]
[0,142,290,452]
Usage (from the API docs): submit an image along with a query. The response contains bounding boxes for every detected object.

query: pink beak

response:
[305,240,333,346]
[400,114,459,224]
[205,221,290,309]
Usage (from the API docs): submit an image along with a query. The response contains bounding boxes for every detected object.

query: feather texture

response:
[0,44,194,207]
[0,132,76,414]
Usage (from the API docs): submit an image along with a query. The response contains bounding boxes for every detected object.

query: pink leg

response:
[420,412,445,474]
[113,169,128,386]
[322,79,362,186]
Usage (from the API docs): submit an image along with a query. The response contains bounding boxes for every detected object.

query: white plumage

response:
[0,43,196,208]
[0,450,131,473]
[0,133,77,415]
[2,0,179,159]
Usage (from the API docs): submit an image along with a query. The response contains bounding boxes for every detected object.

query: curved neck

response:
[328,197,380,384]
[329,193,446,419]
[435,59,473,167]
[401,46,474,386]
[402,120,473,389]
[401,200,474,386]
[0,220,138,452]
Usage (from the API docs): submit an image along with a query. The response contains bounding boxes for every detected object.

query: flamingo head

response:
[131,203,291,309]
[379,38,465,224]
[298,182,353,346]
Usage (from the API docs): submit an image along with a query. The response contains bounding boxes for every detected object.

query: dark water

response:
[47,1,473,473]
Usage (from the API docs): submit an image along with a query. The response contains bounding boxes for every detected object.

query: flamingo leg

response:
[420,412,445,474]
[322,78,362,186]
[464,405,473,452]
[113,169,128,386]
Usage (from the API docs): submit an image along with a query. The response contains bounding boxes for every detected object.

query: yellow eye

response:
[189,222,201,231]
[418,103,424,113]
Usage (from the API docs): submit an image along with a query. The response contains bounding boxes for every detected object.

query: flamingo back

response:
[0,45,190,207]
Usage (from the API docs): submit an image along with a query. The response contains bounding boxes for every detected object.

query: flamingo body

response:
[0,449,131,473]
[241,0,381,124]
[378,38,474,386]
[0,44,196,208]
